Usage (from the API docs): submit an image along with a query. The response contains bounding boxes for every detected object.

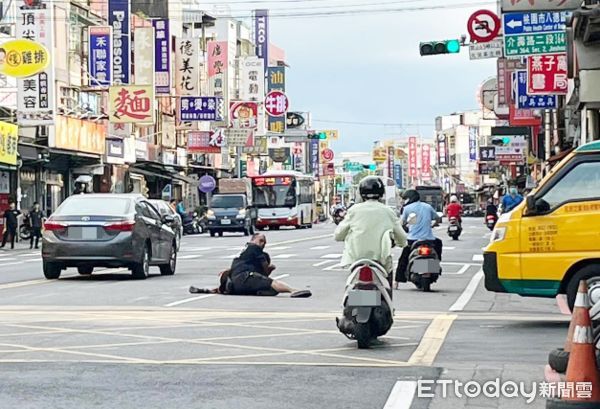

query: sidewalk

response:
[0,238,39,253]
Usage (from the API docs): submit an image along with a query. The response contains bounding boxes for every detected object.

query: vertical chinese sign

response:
[387,146,394,179]
[175,38,199,130]
[108,85,155,125]
[207,41,228,100]
[152,19,170,94]
[437,135,448,166]
[0,121,19,166]
[421,144,431,181]
[88,26,112,87]
[17,3,55,125]
[109,0,130,85]
[468,127,477,161]
[240,56,266,136]
[134,27,154,86]
[309,139,319,180]
[408,136,417,180]
[254,9,269,66]
[266,67,286,133]
[527,53,568,95]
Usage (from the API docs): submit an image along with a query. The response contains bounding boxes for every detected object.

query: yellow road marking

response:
[408,314,457,366]
[0,279,49,291]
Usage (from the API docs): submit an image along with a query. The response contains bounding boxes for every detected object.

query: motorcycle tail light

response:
[418,246,432,256]
[358,266,374,282]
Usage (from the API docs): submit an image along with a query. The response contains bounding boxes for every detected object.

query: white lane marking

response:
[313,260,335,267]
[0,257,16,262]
[164,294,215,307]
[272,254,296,259]
[221,254,239,259]
[22,259,41,263]
[310,245,330,250]
[180,247,213,252]
[269,246,291,251]
[272,274,289,280]
[449,270,484,312]
[472,254,484,262]
[446,264,470,275]
[321,253,342,259]
[443,246,456,250]
[179,254,201,260]
[324,263,343,271]
[19,252,40,257]
[383,381,417,409]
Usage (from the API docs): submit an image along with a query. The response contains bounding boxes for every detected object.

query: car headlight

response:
[491,227,507,243]
[207,210,215,219]
[236,209,246,219]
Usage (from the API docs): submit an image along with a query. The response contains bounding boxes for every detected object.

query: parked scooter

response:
[485,214,497,231]
[182,212,203,235]
[447,217,461,240]
[337,259,394,349]
[19,214,32,241]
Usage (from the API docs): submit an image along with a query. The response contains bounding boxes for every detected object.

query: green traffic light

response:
[446,39,460,53]
[319,132,327,140]
[369,165,377,171]
[502,137,511,145]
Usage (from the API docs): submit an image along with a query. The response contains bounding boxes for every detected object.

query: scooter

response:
[485,214,497,231]
[19,215,32,240]
[182,212,202,235]
[407,241,441,292]
[337,259,394,349]
[332,208,346,225]
[447,217,461,240]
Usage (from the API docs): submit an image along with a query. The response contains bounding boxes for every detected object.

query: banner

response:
[394,164,403,189]
[310,139,319,179]
[254,9,269,66]
[51,116,106,155]
[152,19,170,94]
[421,144,431,180]
[109,0,131,84]
[0,39,50,78]
[266,67,286,133]
[408,136,417,178]
[89,26,112,87]
[108,85,155,124]
[468,127,477,161]
[207,41,227,97]
[0,121,18,166]
[134,27,154,86]
[230,101,258,129]
[527,53,568,95]
[16,5,54,125]
[175,38,199,95]
[187,131,223,153]
[240,56,265,101]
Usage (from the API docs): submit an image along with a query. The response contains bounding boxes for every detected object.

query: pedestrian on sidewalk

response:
[29,202,44,249]
[1,201,21,250]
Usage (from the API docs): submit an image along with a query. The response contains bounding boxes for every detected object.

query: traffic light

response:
[308,132,327,140]
[363,164,377,171]
[419,39,461,56]
[491,136,511,146]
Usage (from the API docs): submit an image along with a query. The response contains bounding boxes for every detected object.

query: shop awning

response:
[129,165,199,186]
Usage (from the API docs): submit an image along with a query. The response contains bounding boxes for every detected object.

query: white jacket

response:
[334,200,407,274]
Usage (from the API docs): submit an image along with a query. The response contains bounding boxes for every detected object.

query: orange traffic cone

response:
[547,281,600,408]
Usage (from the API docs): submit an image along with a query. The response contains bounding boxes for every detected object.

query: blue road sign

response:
[513,70,557,109]
[502,11,569,36]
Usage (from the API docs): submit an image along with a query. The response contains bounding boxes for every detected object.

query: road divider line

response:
[383,381,418,409]
[320,254,342,259]
[448,270,484,312]
[407,314,457,366]
[453,264,470,275]
[313,260,334,267]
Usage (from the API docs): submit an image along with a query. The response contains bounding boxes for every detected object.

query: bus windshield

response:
[416,187,444,212]
[252,177,297,208]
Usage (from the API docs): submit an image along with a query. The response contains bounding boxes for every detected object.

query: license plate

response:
[220,219,231,225]
[347,289,381,307]
[81,227,97,240]
[410,258,440,273]
[449,226,459,231]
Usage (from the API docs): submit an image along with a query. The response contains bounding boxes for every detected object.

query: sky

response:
[206,0,498,153]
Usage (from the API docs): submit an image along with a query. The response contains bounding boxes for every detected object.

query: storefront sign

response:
[88,26,112,86]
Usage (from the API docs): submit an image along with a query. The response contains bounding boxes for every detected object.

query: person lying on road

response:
[189,233,312,298]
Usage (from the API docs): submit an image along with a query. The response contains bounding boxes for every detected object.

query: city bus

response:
[415,185,445,217]
[250,171,316,230]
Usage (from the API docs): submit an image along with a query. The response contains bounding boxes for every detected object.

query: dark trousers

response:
[1,226,17,249]
[30,227,42,248]
[395,238,443,283]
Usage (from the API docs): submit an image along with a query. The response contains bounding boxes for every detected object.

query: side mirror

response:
[162,214,175,224]
[526,196,536,212]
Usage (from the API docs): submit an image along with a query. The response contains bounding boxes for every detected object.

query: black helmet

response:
[402,189,420,205]
[359,176,385,200]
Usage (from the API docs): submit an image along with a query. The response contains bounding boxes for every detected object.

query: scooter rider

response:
[446,195,463,225]
[334,176,407,275]
[395,189,443,287]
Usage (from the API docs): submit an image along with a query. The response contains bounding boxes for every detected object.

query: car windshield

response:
[253,184,297,208]
[56,197,131,216]
[211,195,244,208]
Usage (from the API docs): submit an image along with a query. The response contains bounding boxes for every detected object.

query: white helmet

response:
[450,195,459,203]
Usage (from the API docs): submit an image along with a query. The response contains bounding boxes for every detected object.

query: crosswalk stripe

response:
[221,254,239,259]
[443,246,455,250]
[313,260,334,267]
[179,255,200,260]
[321,253,342,259]
[472,254,484,262]
[269,246,291,251]
[310,245,330,250]
[324,263,344,271]
[272,254,295,259]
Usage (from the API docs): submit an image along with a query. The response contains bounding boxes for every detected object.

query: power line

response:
[313,119,431,126]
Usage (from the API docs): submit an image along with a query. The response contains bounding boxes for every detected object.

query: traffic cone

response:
[547,281,600,408]
[547,291,584,374]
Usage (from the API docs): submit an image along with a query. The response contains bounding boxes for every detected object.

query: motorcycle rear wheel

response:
[422,278,432,292]
[19,225,32,241]
[355,322,372,349]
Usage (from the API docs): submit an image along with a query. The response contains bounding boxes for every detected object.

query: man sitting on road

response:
[190,233,311,298]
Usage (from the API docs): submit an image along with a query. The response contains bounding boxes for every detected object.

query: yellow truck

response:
[484,141,600,310]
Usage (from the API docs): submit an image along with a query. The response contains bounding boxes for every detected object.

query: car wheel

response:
[160,244,177,276]
[131,246,150,280]
[43,262,61,279]
[566,265,600,311]
[77,266,93,275]
[209,230,216,237]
